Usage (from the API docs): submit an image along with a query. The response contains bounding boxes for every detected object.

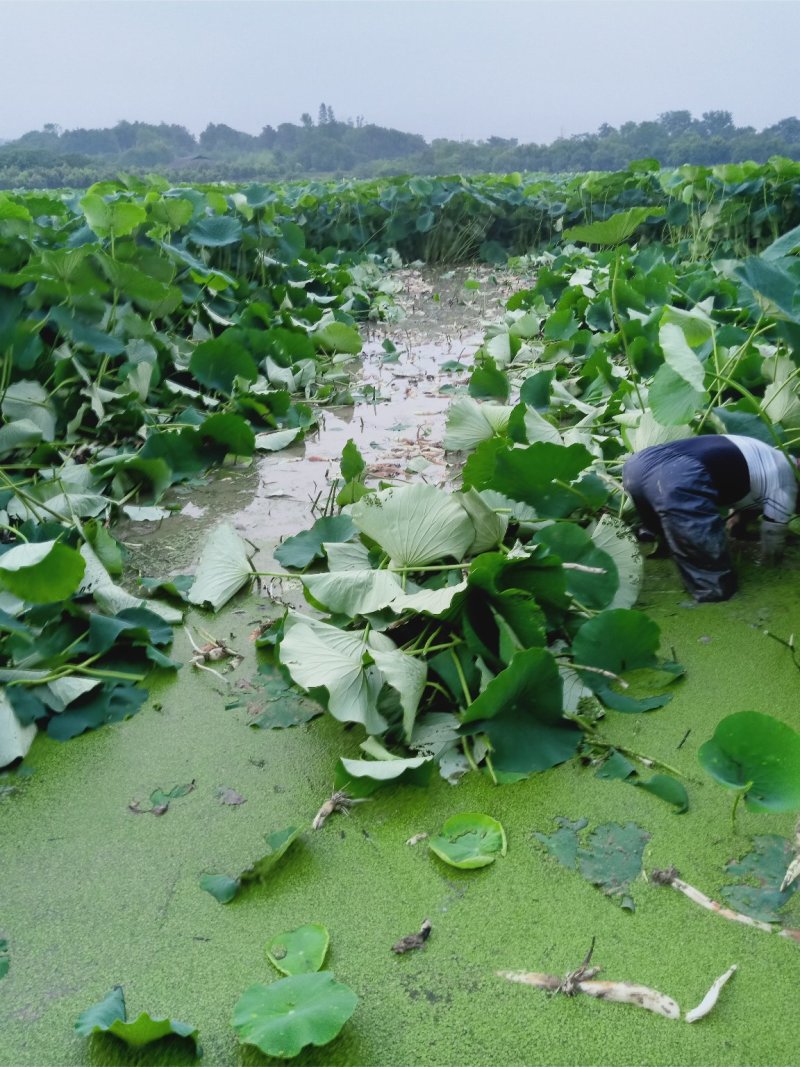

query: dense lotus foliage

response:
[0,170,798,791]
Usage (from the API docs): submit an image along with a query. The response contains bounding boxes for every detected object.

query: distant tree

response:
[259,125,277,148]
[300,112,313,128]
[658,110,694,138]
[326,104,336,124]
[199,123,258,154]
[699,110,735,137]
[764,116,800,141]
[318,102,328,126]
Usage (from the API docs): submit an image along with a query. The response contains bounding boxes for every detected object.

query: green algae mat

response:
[2,555,799,1067]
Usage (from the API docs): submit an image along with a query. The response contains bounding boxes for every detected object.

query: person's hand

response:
[759,519,787,566]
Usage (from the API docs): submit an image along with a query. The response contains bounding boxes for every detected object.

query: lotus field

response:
[1,163,800,1065]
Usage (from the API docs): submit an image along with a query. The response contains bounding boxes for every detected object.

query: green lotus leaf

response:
[232,973,358,1058]
[562,206,664,246]
[189,215,243,247]
[348,482,475,567]
[0,540,85,604]
[429,812,507,869]
[335,752,432,797]
[75,986,200,1054]
[266,924,330,976]
[187,524,254,611]
[698,711,800,812]
[275,516,357,569]
[443,397,513,452]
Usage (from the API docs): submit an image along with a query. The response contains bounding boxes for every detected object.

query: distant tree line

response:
[1,108,798,188]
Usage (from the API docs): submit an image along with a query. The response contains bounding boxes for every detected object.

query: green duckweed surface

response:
[1,549,799,1067]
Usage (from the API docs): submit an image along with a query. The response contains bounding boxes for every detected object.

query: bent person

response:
[622,435,798,603]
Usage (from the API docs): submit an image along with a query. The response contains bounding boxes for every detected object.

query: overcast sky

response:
[2,0,799,144]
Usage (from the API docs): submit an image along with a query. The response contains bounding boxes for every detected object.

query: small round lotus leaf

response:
[232,973,357,1058]
[429,812,507,869]
[266,924,330,976]
[698,711,800,812]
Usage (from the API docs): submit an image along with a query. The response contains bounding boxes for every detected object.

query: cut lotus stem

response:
[781,854,800,893]
[578,980,680,1019]
[685,964,737,1023]
[651,867,800,943]
[311,790,367,830]
[564,662,630,688]
[497,971,679,1019]
[561,562,608,575]
[780,818,800,892]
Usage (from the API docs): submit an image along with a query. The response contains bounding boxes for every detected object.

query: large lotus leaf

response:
[660,303,715,347]
[590,516,643,609]
[76,986,199,1054]
[649,364,707,425]
[490,442,594,516]
[616,410,692,453]
[562,206,664,246]
[460,647,580,774]
[255,428,303,452]
[189,332,258,395]
[369,646,427,739]
[232,973,358,1058]
[302,569,403,617]
[79,544,183,624]
[106,1014,200,1053]
[95,255,181,315]
[6,481,109,523]
[275,516,357,570]
[0,418,44,456]
[75,986,126,1035]
[572,608,661,676]
[658,321,706,391]
[761,222,800,262]
[187,524,254,611]
[312,321,362,355]
[335,753,433,797]
[458,488,508,554]
[761,356,800,424]
[443,398,513,452]
[1,380,56,441]
[323,541,372,571]
[349,483,475,567]
[491,551,570,618]
[189,215,243,247]
[698,711,800,813]
[389,580,468,617]
[279,615,386,734]
[513,405,564,446]
[0,540,85,603]
[429,812,507,869]
[41,677,102,712]
[80,194,147,238]
[46,684,148,742]
[469,358,509,400]
[198,413,255,458]
[735,256,800,322]
[0,691,37,768]
[267,925,330,976]
[534,524,619,610]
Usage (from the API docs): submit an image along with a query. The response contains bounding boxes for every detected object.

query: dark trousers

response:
[623,449,737,602]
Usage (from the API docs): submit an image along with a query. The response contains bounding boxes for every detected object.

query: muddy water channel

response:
[113,265,522,580]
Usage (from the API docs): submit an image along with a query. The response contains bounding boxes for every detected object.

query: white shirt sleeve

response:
[724,435,797,524]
